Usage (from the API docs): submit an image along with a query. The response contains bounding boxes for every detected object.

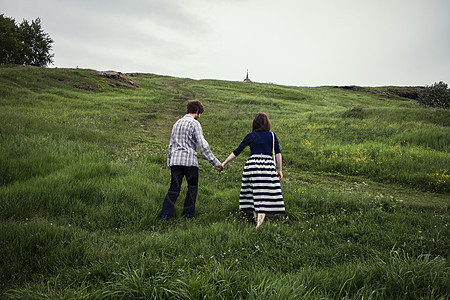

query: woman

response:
[222,113,285,228]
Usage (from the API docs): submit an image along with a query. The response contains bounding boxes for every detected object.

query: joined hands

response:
[216,163,224,173]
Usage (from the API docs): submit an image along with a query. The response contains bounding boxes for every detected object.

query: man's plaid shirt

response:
[167,114,220,167]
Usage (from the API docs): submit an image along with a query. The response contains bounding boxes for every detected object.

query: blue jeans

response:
[159,166,199,220]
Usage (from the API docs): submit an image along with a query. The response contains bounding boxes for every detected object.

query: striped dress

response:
[239,154,285,214]
[232,131,285,215]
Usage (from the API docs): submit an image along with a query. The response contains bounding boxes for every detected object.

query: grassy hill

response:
[0,66,449,299]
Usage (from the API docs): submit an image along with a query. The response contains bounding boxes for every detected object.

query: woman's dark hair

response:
[187,100,204,114]
[252,113,271,132]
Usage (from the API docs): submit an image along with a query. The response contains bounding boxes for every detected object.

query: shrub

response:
[418,81,450,109]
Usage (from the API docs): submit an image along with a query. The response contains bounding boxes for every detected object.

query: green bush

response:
[418,81,450,109]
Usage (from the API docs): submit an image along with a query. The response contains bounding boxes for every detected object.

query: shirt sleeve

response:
[167,135,173,167]
[232,133,252,156]
[274,132,281,154]
[193,121,220,166]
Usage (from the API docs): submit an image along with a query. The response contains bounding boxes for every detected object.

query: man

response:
[159,100,223,220]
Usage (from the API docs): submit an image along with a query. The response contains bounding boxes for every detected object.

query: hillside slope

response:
[0,66,449,299]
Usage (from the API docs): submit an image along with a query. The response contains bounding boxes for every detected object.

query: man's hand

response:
[216,163,224,172]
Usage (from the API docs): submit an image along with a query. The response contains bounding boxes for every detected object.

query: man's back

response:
[168,115,198,167]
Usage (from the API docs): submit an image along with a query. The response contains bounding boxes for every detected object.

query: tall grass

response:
[277,107,450,192]
[1,66,449,298]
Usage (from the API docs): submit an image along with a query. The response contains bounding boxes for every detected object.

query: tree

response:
[0,14,54,67]
[0,14,21,64]
[418,81,450,109]
[18,18,54,67]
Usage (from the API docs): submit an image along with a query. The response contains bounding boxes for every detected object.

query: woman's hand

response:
[275,153,283,181]
[277,170,283,180]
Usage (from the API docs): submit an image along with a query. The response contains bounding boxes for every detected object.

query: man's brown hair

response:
[252,113,271,132]
[187,100,204,114]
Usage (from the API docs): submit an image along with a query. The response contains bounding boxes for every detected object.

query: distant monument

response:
[243,70,251,82]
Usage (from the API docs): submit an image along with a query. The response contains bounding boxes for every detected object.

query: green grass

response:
[0,65,449,299]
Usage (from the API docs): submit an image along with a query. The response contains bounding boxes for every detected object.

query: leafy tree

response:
[18,18,54,66]
[418,81,450,109]
[0,14,21,64]
[0,14,54,67]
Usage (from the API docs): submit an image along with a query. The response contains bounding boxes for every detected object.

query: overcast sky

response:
[2,0,450,86]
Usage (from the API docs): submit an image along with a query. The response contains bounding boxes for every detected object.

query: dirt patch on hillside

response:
[336,85,361,91]
[368,89,391,98]
[74,83,97,91]
[98,72,139,89]
[387,87,423,99]
[336,85,423,100]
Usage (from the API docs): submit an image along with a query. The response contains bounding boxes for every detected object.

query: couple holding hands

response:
[159,100,285,228]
